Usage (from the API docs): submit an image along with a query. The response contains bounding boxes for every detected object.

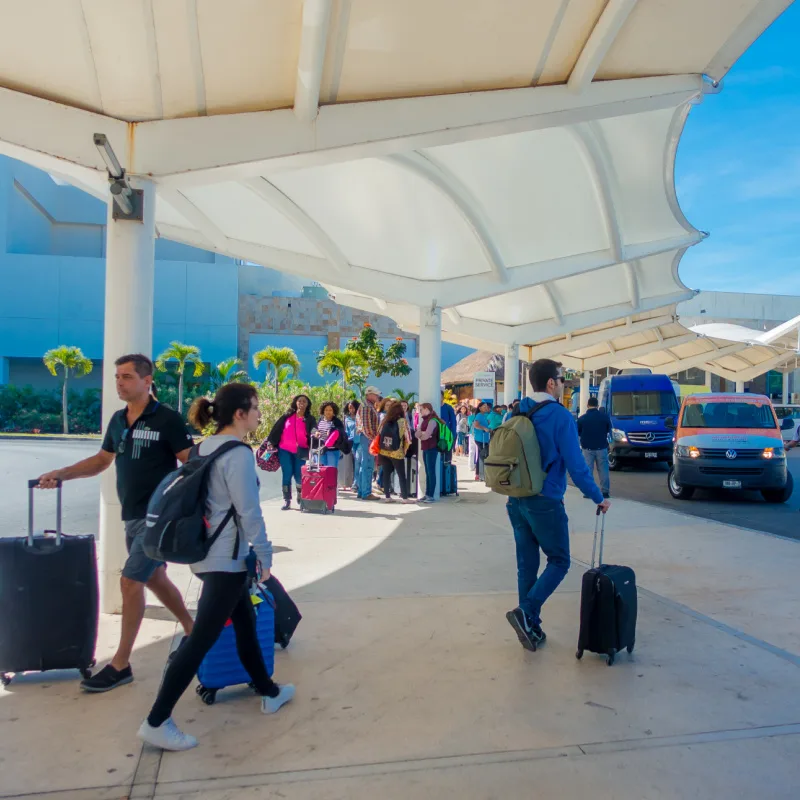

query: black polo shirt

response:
[101,399,194,521]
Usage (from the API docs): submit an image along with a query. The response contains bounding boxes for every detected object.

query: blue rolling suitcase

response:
[196,587,275,705]
[440,455,459,497]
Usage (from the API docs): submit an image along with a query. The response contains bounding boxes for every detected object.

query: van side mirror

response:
[781,418,794,430]
[664,416,676,430]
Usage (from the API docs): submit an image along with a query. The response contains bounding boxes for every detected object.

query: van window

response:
[682,401,775,429]
[611,391,679,417]
[774,406,800,420]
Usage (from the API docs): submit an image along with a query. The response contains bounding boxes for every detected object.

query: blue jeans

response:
[320,449,340,468]
[354,433,375,498]
[506,495,570,626]
[422,448,438,499]
[278,448,304,489]
[350,440,360,489]
[583,448,610,495]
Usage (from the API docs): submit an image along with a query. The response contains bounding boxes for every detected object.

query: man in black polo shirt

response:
[38,354,195,692]
[577,396,613,499]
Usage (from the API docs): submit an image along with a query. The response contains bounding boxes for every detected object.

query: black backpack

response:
[380,420,401,452]
[143,440,250,564]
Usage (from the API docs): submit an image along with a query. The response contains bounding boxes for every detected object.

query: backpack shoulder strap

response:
[528,401,552,419]
[199,440,251,559]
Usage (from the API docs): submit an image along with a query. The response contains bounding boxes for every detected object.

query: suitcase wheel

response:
[575,649,583,660]
[81,667,93,680]
[626,643,634,654]
[1,673,11,687]
[196,685,217,705]
[606,651,616,667]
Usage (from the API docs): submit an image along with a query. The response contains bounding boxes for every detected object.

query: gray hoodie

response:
[190,435,273,575]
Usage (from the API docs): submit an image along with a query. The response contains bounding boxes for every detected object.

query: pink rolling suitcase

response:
[300,438,337,514]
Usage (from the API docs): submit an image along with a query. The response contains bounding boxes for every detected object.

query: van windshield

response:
[611,391,679,418]
[682,401,776,429]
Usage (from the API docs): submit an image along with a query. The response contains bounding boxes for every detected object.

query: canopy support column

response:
[704,370,712,390]
[418,306,442,500]
[580,371,591,415]
[504,344,519,404]
[782,371,790,404]
[99,178,156,613]
[735,380,745,394]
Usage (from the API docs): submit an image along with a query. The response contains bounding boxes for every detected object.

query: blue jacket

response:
[440,403,457,442]
[519,397,603,505]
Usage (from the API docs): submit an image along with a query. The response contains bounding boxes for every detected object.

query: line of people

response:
[453,399,520,481]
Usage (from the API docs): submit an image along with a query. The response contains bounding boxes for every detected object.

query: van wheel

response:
[762,471,794,504]
[668,468,694,500]
[608,453,622,471]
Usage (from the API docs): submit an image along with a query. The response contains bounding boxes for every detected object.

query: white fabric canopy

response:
[0,0,791,342]
[523,312,800,384]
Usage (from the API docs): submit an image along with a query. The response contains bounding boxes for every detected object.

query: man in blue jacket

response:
[506,359,610,652]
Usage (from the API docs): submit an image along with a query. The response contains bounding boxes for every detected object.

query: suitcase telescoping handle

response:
[27,478,62,547]
[591,506,606,569]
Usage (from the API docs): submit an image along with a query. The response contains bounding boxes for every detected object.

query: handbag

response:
[256,439,280,472]
[369,434,380,456]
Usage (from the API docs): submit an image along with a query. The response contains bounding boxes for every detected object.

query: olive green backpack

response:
[484,402,549,497]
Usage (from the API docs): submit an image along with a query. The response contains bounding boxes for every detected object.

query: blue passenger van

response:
[597,373,680,470]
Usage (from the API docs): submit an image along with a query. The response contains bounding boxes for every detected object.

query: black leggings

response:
[147,571,278,727]
[379,456,409,499]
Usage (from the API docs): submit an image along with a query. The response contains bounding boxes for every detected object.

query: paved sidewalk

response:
[2,459,800,799]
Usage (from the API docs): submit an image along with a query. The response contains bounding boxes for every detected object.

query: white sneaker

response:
[137,718,198,751]
[261,684,296,714]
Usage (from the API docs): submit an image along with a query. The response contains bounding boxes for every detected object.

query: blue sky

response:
[676,3,800,295]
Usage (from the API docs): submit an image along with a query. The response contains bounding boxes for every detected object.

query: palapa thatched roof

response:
[441,351,505,386]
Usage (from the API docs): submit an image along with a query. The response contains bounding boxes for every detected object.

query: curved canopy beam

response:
[294,0,333,123]
[158,187,229,251]
[385,152,509,284]
[242,176,350,273]
[569,0,639,92]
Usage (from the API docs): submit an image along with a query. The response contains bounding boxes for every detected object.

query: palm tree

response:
[209,357,249,391]
[43,346,93,434]
[393,388,417,409]
[155,342,205,414]
[253,346,301,393]
[317,349,368,389]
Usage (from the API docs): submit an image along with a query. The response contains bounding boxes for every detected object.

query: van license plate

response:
[644,452,657,459]
[723,480,742,489]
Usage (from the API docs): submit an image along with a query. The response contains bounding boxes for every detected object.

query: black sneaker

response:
[506,608,542,652]
[80,664,133,693]
[602,493,610,499]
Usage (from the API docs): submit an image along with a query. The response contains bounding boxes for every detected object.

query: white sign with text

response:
[473,371,496,399]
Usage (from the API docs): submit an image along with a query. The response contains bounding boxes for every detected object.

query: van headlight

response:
[676,445,700,459]
[763,447,785,459]
[611,429,628,443]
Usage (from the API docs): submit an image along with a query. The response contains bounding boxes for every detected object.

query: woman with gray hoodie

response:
[137,382,295,752]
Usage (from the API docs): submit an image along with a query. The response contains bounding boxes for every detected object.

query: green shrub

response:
[0,386,101,433]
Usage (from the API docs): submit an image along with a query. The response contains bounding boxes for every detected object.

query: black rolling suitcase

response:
[263,574,301,649]
[576,510,636,667]
[0,480,98,686]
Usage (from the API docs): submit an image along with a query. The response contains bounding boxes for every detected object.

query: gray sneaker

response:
[506,608,545,652]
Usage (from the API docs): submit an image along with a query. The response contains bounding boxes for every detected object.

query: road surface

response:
[604,452,800,541]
